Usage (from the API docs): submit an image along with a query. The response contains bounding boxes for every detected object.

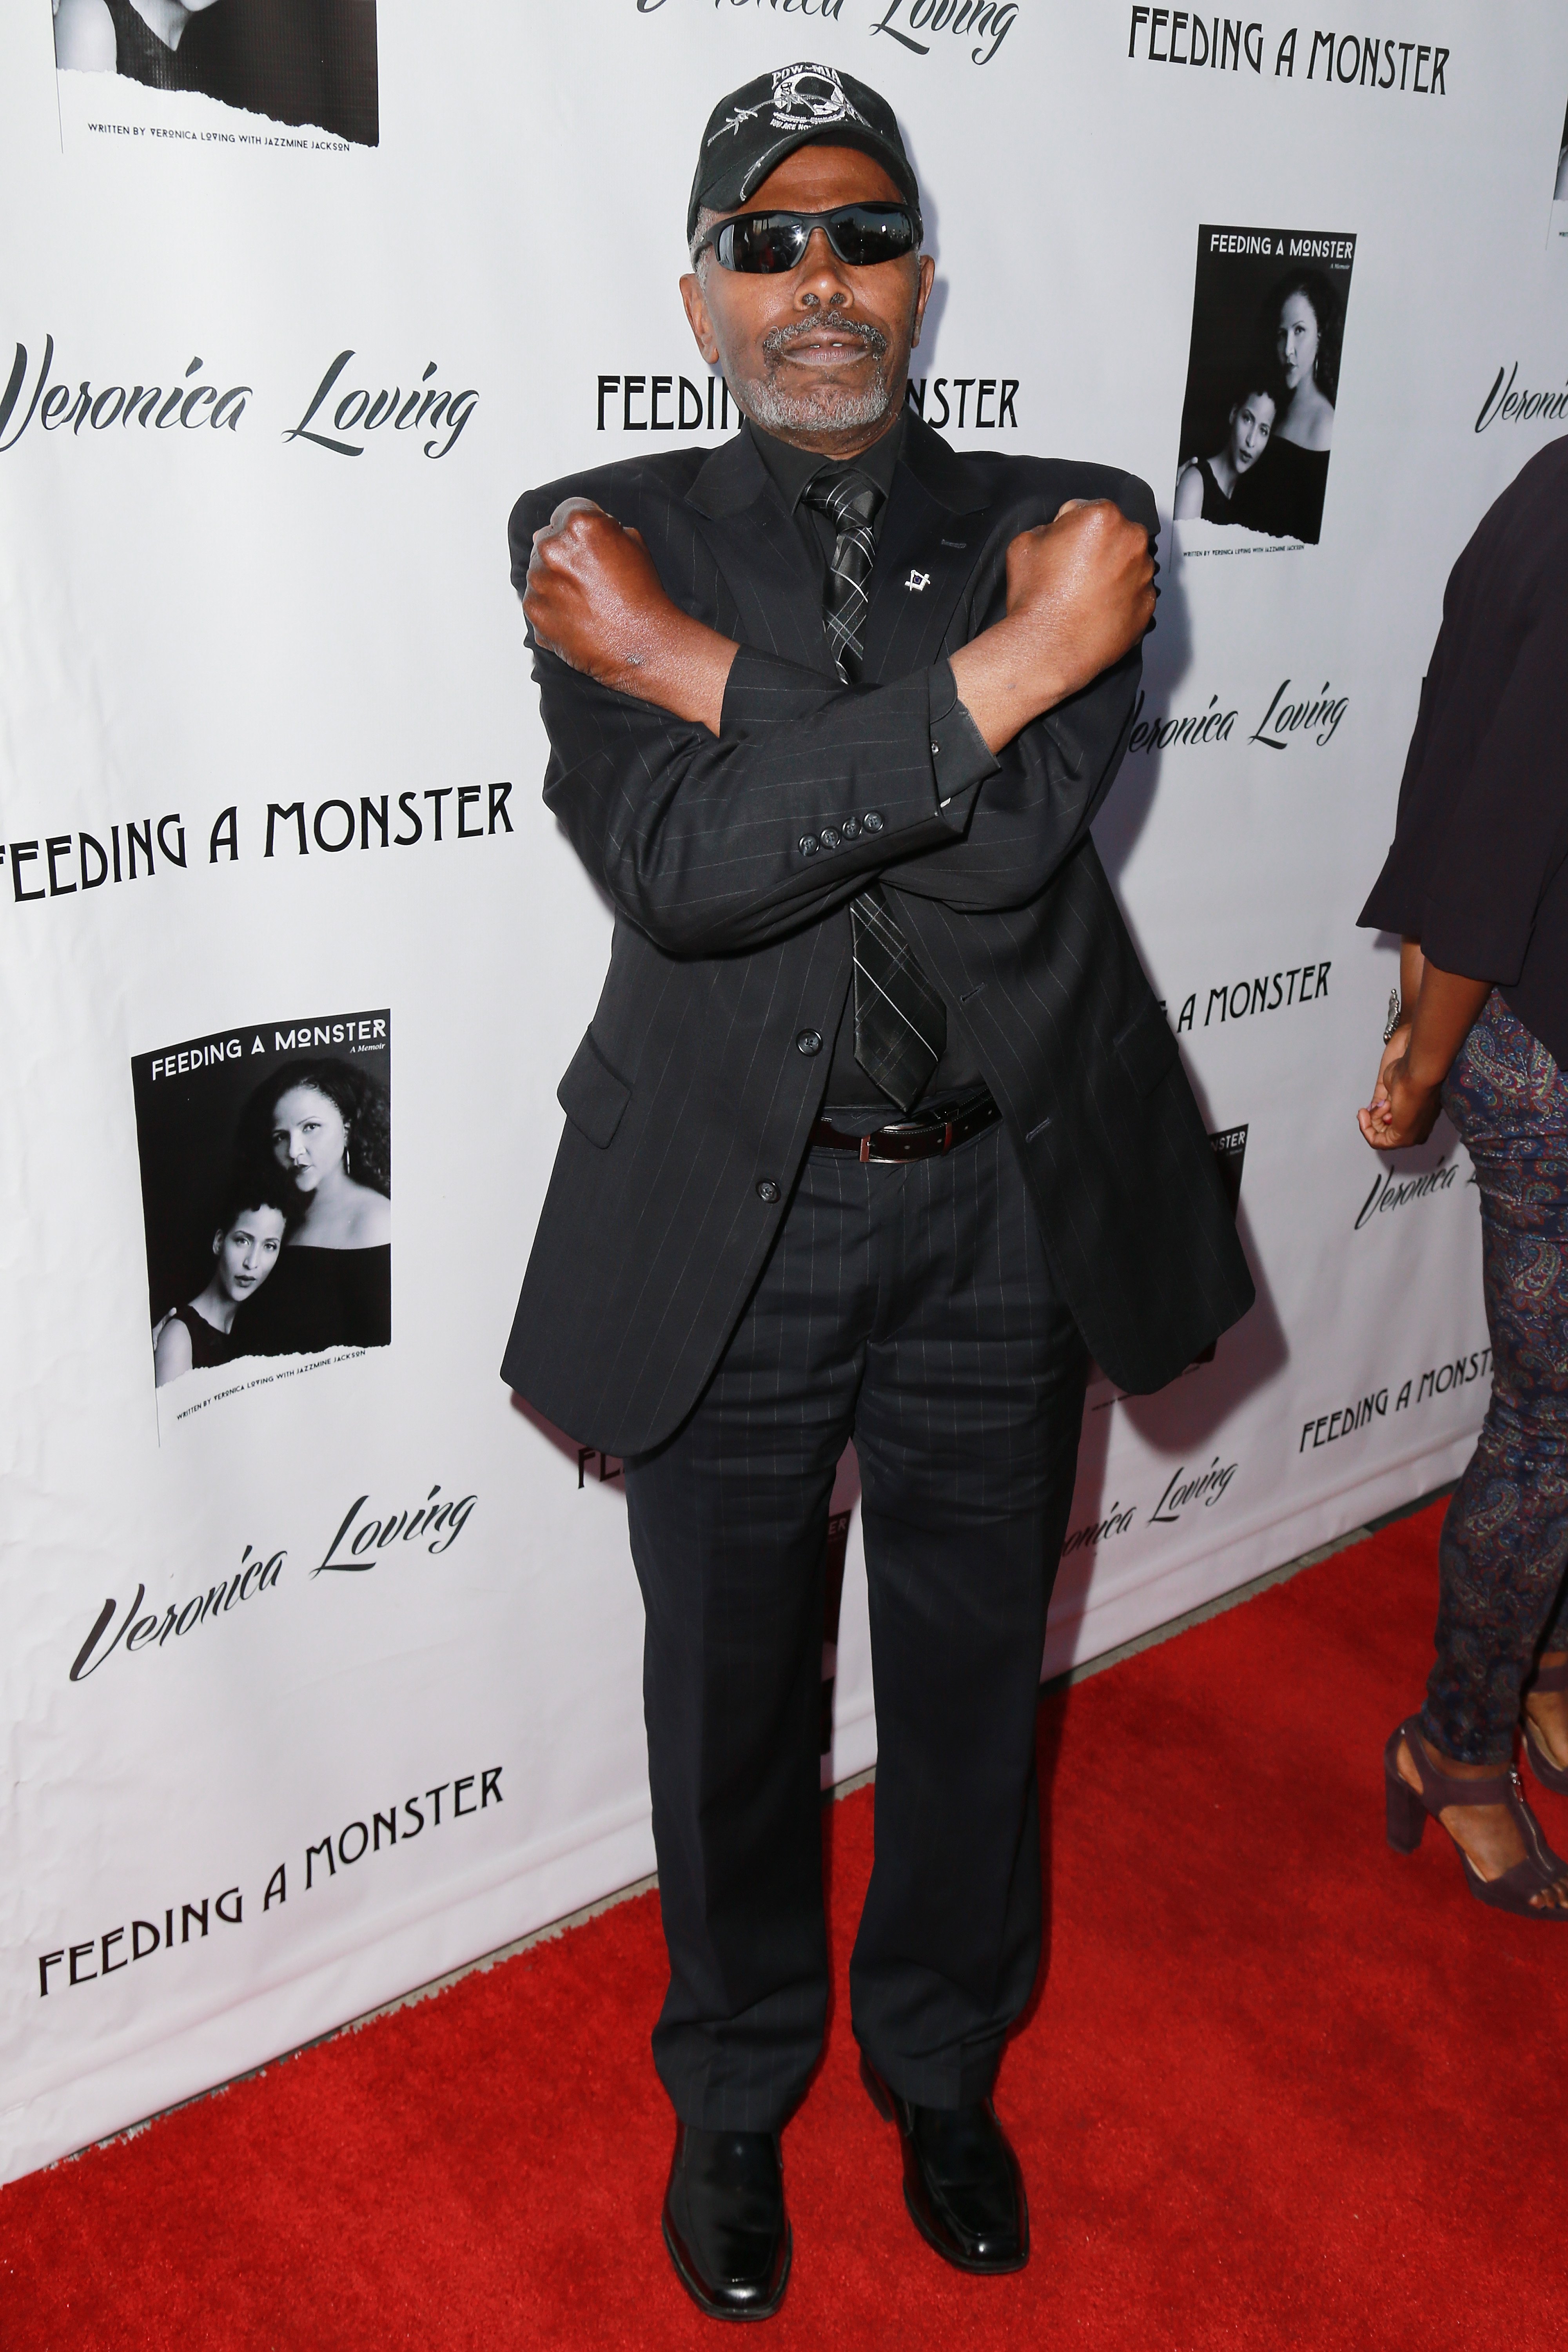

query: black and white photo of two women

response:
[132,1011,392,1397]
[1174,223,1355,546]
[50,0,379,145]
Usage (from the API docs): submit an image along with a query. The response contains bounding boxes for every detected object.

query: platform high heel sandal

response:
[1521,1661,1568,1796]
[1383,1718,1568,1918]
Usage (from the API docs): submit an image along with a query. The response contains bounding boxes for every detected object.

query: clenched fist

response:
[522,498,738,729]
[949,498,1156,754]
[1005,499,1156,695]
[524,500,670,686]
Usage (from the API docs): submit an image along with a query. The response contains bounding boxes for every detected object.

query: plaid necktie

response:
[802,469,947,1114]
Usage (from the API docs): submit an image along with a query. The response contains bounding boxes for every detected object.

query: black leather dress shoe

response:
[861,2053,1029,2274]
[661,2121,791,2321]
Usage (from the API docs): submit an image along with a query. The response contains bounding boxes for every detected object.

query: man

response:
[503,62,1252,2321]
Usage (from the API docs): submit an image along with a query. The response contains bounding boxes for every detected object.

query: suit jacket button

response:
[841,816,860,839]
[796,1030,822,1055]
[757,1180,780,1203]
[819,826,841,850]
[799,835,819,857]
[862,812,884,833]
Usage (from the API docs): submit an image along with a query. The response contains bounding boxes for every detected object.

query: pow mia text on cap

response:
[688,62,921,243]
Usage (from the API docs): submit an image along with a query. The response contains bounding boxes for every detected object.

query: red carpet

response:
[5,1497,1564,2349]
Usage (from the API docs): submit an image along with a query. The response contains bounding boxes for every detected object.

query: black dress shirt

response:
[745,414,997,1116]
[1360,437,1568,1068]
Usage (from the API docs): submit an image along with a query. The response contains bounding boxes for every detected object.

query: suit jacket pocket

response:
[1113,999,1179,1097]
[558,1029,632,1148]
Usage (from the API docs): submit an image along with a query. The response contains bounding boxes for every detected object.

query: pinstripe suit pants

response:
[623,1121,1088,2130]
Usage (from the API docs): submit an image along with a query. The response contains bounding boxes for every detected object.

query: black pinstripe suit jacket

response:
[500,413,1254,1453]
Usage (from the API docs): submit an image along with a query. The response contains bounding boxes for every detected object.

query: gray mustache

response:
[762,316,888,361]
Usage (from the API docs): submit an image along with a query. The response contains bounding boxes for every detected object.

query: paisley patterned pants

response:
[1423,993,1568,1764]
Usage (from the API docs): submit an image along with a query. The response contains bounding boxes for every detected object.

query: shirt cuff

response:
[929,659,1001,809]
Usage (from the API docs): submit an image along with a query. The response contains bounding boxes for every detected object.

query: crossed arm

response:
[518,492,1155,957]
[523,493,1154,752]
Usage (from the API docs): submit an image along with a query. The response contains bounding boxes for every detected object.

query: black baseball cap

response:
[687,62,920,243]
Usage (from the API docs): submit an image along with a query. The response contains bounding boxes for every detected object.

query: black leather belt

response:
[808,1093,1002,1163]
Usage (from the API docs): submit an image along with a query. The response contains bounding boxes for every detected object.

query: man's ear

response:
[680,271,720,368]
[909,253,936,352]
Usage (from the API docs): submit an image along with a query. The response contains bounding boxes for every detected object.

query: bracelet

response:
[1382,988,1405,1046]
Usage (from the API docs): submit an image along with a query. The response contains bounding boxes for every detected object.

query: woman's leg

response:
[1396,996,1568,1902]
[1523,1583,1568,1769]
[1423,1392,1568,1765]
[1525,1382,1568,1768]
[1524,1646,1568,1768]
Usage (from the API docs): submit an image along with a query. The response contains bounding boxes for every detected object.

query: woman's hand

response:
[1358,946,1490,1153]
[1359,1046,1443,1152]
[1370,1018,1411,1107]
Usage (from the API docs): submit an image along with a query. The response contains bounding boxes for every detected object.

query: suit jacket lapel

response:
[860,414,991,684]
[686,431,837,677]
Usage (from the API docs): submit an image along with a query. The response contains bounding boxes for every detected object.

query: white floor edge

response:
[24,1470,1455,2186]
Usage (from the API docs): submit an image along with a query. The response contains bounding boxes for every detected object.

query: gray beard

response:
[734,367,894,437]
[730,312,897,437]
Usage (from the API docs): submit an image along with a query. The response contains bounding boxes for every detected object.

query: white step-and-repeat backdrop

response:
[3,0,1565,2182]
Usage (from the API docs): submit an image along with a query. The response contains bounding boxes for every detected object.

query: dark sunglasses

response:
[694,202,922,275]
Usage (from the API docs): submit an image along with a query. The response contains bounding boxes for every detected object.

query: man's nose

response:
[793,225,854,305]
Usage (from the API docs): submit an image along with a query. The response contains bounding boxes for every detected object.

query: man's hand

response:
[950,500,1156,754]
[523,499,738,732]
[524,499,670,682]
[1004,501,1156,695]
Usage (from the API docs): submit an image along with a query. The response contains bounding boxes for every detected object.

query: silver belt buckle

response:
[858,1114,953,1164]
